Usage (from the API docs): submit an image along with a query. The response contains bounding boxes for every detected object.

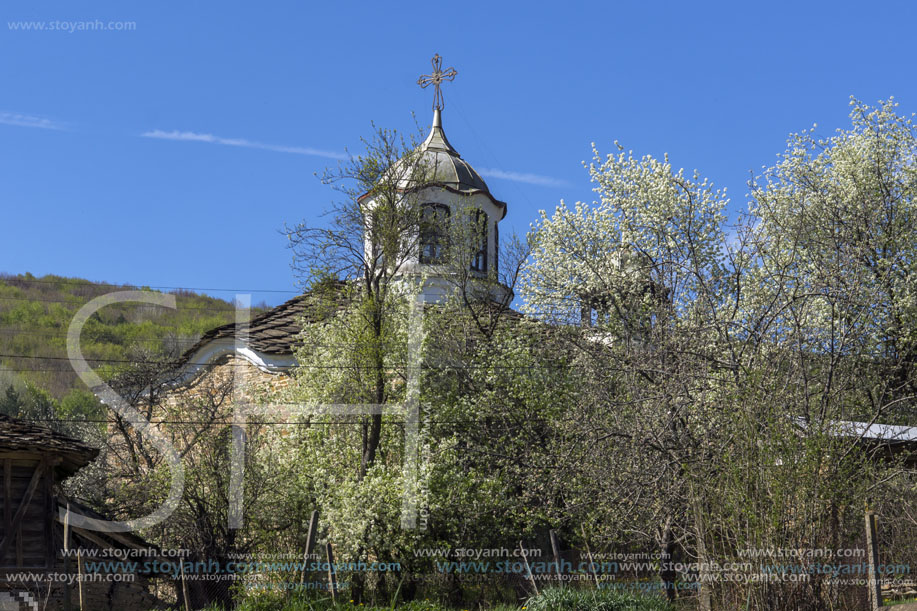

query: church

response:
[54,56,917,611]
[169,55,512,392]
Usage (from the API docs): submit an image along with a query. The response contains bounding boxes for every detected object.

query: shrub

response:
[524,587,676,611]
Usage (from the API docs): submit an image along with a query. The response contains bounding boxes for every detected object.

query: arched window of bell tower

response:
[419,203,450,264]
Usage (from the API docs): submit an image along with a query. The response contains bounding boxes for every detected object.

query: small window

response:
[470,210,488,272]
[420,204,450,264]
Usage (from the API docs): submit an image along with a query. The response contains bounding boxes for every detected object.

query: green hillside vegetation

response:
[0,272,260,414]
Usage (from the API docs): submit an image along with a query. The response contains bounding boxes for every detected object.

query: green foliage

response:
[524,588,675,611]
[514,98,917,610]
[0,382,57,420]
[226,589,459,611]
[0,383,24,417]
[58,388,105,421]
[0,273,248,398]
[282,290,421,588]
[422,304,581,541]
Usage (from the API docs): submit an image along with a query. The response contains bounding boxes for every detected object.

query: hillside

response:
[0,273,258,399]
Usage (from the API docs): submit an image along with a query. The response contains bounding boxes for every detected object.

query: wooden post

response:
[76,549,83,611]
[299,510,319,586]
[549,529,564,583]
[519,540,539,596]
[63,503,72,611]
[44,462,55,570]
[325,543,338,602]
[580,524,601,588]
[179,555,191,611]
[865,510,882,610]
[692,494,712,611]
[4,460,11,545]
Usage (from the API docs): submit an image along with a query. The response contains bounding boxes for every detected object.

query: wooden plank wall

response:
[0,454,51,569]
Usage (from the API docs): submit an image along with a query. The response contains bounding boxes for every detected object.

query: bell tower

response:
[362,55,510,303]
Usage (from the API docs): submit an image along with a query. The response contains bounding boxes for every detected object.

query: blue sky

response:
[2,0,916,306]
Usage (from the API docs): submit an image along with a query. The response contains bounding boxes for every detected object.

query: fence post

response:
[76,548,84,611]
[580,524,600,588]
[865,510,882,610]
[549,529,563,583]
[519,540,539,597]
[179,555,191,611]
[692,495,712,611]
[325,543,338,602]
[63,503,72,611]
[299,510,319,586]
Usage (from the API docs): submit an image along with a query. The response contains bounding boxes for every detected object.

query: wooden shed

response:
[0,414,166,609]
[0,413,97,570]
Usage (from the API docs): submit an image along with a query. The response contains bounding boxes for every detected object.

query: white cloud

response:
[0,111,63,130]
[141,129,347,160]
[141,130,568,186]
[477,167,568,188]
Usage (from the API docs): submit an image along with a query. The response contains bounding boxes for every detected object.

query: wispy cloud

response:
[141,129,347,160]
[477,167,568,188]
[0,111,63,130]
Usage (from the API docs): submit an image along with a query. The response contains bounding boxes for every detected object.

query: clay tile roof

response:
[0,414,99,476]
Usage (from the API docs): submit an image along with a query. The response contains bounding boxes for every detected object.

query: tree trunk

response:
[658,516,677,602]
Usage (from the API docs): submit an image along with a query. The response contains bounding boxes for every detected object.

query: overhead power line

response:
[0,295,276,312]
[0,277,300,293]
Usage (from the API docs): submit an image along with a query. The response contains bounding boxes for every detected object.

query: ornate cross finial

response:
[417,54,457,111]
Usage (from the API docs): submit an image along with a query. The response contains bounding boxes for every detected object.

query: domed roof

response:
[417,109,489,192]
[364,108,506,219]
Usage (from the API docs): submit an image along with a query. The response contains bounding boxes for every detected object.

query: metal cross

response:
[417,54,457,111]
